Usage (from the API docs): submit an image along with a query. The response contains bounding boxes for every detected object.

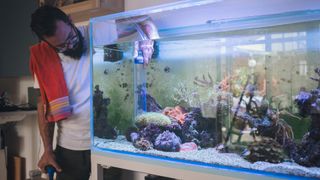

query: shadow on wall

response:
[0,76,34,105]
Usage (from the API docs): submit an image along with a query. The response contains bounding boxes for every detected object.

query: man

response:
[30,5,158,180]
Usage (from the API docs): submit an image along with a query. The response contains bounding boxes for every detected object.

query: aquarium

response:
[90,1,320,178]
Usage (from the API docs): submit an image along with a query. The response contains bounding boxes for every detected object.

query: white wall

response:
[0,76,33,105]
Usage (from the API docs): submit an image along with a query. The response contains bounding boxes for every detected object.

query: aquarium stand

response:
[91,148,288,180]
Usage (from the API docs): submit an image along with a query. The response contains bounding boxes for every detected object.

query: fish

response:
[164,66,170,73]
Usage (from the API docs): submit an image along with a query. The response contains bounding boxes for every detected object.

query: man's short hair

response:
[30,5,70,39]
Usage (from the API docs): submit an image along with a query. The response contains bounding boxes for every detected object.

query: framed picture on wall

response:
[38,0,100,14]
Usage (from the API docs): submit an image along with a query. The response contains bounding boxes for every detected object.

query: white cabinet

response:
[0,111,39,179]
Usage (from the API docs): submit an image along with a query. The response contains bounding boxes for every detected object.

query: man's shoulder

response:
[30,41,49,51]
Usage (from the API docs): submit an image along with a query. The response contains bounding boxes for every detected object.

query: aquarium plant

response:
[287,67,320,167]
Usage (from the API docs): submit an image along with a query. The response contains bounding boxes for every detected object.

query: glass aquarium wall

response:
[91,1,320,178]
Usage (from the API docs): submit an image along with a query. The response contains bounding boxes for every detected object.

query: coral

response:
[286,115,320,167]
[181,108,220,145]
[309,114,320,140]
[130,132,140,143]
[245,138,285,164]
[139,123,163,143]
[93,85,117,139]
[93,85,104,117]
[172,82,200,107]
[181,115,199,144]
[183,108,201,127]
[231,68,251,97]
[185,108,215,133]
[162,106,187,124]
[295,90,313,117]
[199,131,217,148]
[154,130,181,152]
[125,126,138,142]
[180,108,205,144]
[234,101,294,146]
[164,120,182,139]
[181,129,199,144]
[218,76,232,91]
[133,138,153,151]
[146,94,163,112]
[193,73,213,88]
[295,68,320,117]
[287,68,320,167]
[180,142,198,152]
[135,85,163,112]
[135,112,171,128]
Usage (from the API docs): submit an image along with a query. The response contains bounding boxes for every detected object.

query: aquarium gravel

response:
[94,136,320,178]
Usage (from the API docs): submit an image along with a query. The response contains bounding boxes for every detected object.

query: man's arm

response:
[116,15,159,65]
[37,96,61,172]
[116,15,159,40]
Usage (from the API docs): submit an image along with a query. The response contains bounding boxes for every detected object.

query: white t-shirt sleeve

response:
[92,20,118,46]
[33,74,40,89]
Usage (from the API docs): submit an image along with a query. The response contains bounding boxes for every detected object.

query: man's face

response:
[43,20,85,59]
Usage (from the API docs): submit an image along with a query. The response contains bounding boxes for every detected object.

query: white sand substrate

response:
[94,136,320,178]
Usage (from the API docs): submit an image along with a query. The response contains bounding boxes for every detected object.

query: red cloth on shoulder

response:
[29,42,72,122]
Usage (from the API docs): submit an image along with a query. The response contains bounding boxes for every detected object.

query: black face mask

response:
[62,28,86,60]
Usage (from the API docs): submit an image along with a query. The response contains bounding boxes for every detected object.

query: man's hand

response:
[134,40,154,66]
[138,17,159,40]
[117,15,159,66]
[136,16,159,66]
[38,150,62,173]
[116,15,159,40]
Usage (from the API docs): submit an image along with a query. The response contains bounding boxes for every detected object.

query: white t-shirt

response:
[34,24,117,150]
